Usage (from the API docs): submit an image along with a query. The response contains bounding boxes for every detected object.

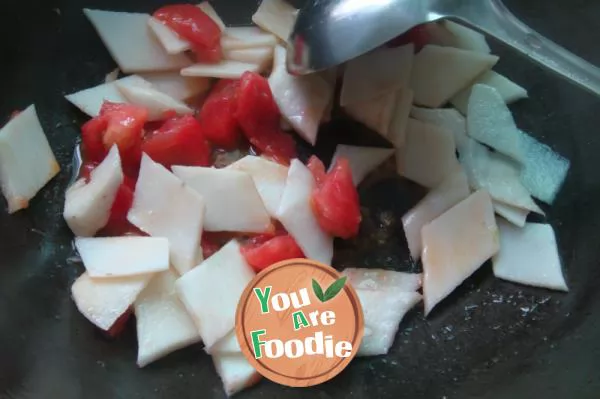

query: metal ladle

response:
[287,0,600,97]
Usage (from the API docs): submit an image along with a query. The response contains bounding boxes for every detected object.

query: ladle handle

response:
[447,0,600,98]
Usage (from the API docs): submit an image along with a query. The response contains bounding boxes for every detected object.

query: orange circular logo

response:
[235,259,364,387]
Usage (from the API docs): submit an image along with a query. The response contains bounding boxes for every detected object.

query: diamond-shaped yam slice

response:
[221,29,277,51]
[116,82,193,121]
[135,269,201,367]
[422,190,499,315]
[444,21,491,53]
[176,240,255,350]
[137,72,210,101]
[147,17,190,54]
[451,70,528,114]
[172,166,271,233]
[402,168,470,260]
[344,91,397,138]
[397,118,460,188]
[342,268,422,292]
[459,138,543,214]
[269,46,333,145]
[181,61,261,79]
[226,155,288,218]
[75,236,170,278]
[72,272,152,331]
[410,45,498,107]
[64,146,123,237]
[356,289,421,356]
[493,200,529,228]
[388,89,414,148]
[341,44,414,106]
[0,105,60,213]
[252,0,297,41]
[212,352,262,396]
[276,160,334,264]
[210,330,241,355]
[493,221,568,291]
[83,9,191,73]
[127,155,205,275]
[65,75,151,117]
[224,47,274,70]
[410,106,468,152]
[467,84,524,161]
[330,145,394,186]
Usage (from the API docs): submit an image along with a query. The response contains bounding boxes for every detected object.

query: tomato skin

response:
[311,157,361,239]
[235,71,296,164]
[241,234,305,272]
[198,80,241,149]
[386,24,430,51]
[153,4,221,61]
[307,155,327,186]
[98,177,142,237]
[142,115,211,169]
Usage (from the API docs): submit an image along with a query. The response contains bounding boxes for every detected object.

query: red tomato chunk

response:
[198,80,241,149]
[241,234,305,272]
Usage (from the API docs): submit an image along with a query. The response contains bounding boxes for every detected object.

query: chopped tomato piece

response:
[241,234,305,272]
[81,116,108,163]
[307,156,327,186]
[142,115,211,169]
[105,308,132,337]
[198,80,241,149]
[386,24,430,51]
[79,161,99,182]
[311,157,361,239]
[98,177,142,237]
[235,71,296,164]
[153,4,222,62]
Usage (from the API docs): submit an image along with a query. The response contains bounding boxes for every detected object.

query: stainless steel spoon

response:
[287,0,600,97]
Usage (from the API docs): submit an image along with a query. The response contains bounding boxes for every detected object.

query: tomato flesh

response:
[153,4,222,62]
[235,71,296,164]
[387,24,430,52]
[241,234,305,272]
[307,156,327,186]
[142,115,211,169]
[311,157,361,239]
[198,80,241,149]
[98,177,141,236]
[105,308,132,337]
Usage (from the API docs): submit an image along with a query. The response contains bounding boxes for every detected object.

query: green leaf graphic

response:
[312,279,325,302]
[323,276,347,302]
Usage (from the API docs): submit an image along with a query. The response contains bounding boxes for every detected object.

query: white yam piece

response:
[397,118,460,188]
[210,330,241,355]
[252,0,298,41]
[402,168,471,260]
[72,271,151,331]
[75,236,170,278]
[223,47,274,69]
[64,146,123,237]
[0,105,60,213]
[277,159,334,264]
[65,75,151,117]
[226,155,288,218]
[172,166,271,233]
[467,84,524,161]
[493,200,529,228]
[520,133,570,204]
[198,2,226,31]
[138,72,211,101]
[340,44,414,106]
[444,21,491,53]
[410,106,468,152]
[147,17,190,54]
[221,31,278,51]
[181,61,261,79]
[135,269,201,367]
[212,352,262,396]
[105,68,120,83]
[451,70,528,114]
[342,268,422,292]
[459,138,543,214]
[387,88,414,148]
[83,9,191,73]
[410,45,498,107]
[116,82,193,121]
[175,240,255,350]
[344,91,397,138]
[493,220,568,291]
[330,145,394,186]
[356,289,421,356]
[127,155,205,275]
[269,46,333,145]
[421,190,499,314]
